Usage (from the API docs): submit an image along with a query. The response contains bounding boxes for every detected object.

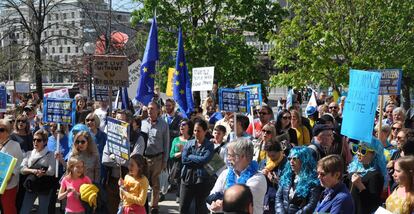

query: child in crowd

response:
[58,156,92,214]
[118,154,149,214]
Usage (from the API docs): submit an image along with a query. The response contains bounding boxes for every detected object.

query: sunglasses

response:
[287,156,299,161]
[180,123,188,127]
[259,112,268,115]
[262,130,272,135]
[75,140,87,145]
[17,120,26,123]
[351,143,374,156]
[392,127,401,131]
[0,128,6,133]
[86,119,95,122]
[329,106,338,109]
[33,138,43,143]
[282,116,291,120]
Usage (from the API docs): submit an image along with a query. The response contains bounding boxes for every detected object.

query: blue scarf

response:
[225,161,258,189]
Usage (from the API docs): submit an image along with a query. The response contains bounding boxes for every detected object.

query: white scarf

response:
[28,148,48,167]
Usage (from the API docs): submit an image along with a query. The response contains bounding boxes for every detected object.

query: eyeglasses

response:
[259,112,268,115]
[0,128,6,133]
[180,123,188,127]
[75,140,87,145]
[287,156,299,161]
[33,138,43,143]
[392,127,401,131]
[282,116,291,120]
[17,120,26,123]
[329,106,338,110]
[262,130,272,135]
[86,119,95,122]
[351,143,374,156]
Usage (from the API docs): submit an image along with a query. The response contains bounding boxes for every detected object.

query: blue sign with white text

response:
[239,84,263,108]
[43,98,76,126]
[219,88,250,113]
[0,86,6,113]
[341,69,381,143]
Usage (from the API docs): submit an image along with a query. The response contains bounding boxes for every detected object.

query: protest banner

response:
[93,55,129,87]
[239,84,263,108]
[14,81,31,94]
[106,117,130,163]
[341,69,381,143]
[0,85,6,113]
[44,88,70,99]
[166,68,175,97]
[218,88,250,113]
[192,67,215,91]
[378,69,403,95]
[43,98,76,126]
[94,85,118,101]
[0,152,17,194]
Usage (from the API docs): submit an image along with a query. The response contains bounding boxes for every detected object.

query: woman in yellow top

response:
[290,109,311,146]
[119,154,149,214]
[386,155,414,214]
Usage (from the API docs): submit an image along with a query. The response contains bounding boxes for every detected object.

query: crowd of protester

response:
[0,88,414,214]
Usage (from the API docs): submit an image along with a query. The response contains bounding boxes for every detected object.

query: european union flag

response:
[173,27,193,116]
[136,17,159,105]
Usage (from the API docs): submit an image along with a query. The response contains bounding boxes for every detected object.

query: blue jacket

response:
[181,138,214,185]
[315,182,354,214]
[275,183,322,214]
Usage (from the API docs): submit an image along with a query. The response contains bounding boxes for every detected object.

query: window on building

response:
[57,39,61,45]
[65,55,68,62]
[71,12,75,19]
[66,30,70,36]
[52,47,55,53]
[59,30,62,35]
[64,39,67,45]
[75,47,79,53]
[67,47,70,53]
[63,13,67,19]
[59,46,63,53]
[74,29,78,36]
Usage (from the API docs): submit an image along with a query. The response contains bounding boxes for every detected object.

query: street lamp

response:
[83,42,95,98]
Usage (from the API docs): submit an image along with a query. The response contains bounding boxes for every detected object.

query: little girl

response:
[58,156,92,214]
[118,154,149,214]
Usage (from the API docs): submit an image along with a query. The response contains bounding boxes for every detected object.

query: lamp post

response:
[83,42,95,98]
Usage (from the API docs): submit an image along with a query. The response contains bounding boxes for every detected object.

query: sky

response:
[112,0,142,12]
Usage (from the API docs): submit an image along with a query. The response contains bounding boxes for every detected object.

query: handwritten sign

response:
[93,55,129,87]
[378,69,402,95]
[239,84,262,107]
[0,85,6,113]
[106,117,130,162]
[14,81,30,94]
[219,88,250,113]
[43,98,76,125]
[341,69,381,142]
[192,67,215,91]
[0,152,17,194]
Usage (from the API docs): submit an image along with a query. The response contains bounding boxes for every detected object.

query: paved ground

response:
[159,192,180,213]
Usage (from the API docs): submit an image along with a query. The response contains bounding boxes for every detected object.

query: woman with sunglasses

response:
[11,114,33,154]
[85,113,107,158]
[385,155,414,214]
[347,138,387,214]
[390,121,404,147]
[20,129,56,214]
[169,119,193,202]
[67,131,100,183]
[275,110,298,146]
[275,146,322,213]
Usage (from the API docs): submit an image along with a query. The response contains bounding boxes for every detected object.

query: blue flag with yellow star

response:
[135,17,159,105]
[173,27,193,116]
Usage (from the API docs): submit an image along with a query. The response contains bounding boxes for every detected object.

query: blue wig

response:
[279,146,319,198]
[347,137,387,186]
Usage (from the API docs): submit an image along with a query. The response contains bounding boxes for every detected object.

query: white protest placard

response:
[106,117,130,162]
[192,67,215,91]
[44,88,70,99]
[14,81,30,94]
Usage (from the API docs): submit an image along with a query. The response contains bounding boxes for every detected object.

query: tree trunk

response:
[34,41,43,99]
[402,75,411,110]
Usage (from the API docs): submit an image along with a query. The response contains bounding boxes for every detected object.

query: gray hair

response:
[375,124,391,134]
[227,138,254,161]
[393,107,406,119]
[0,119,11,134]
[86,113,101,128]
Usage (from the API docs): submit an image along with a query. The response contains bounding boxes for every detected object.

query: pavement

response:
[159,192,180,213]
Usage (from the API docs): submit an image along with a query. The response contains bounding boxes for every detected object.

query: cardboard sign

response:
[192,67,215,91]
[94,85,118,101]
[0,85,6,113]
[0,152,17,194]
[219,88,250,113]
[239,84,262,107]
[378,69,403,95]
[106,117,130,162]
[341,69,381,143]
[93,55,129,87]
[14,81,30,94]
[43,98,76,125]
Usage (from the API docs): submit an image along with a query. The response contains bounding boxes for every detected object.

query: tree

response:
[131,0,286,93]
[269,0,414,108]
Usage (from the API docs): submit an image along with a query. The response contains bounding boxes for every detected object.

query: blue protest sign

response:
[219,88,250,113]
[0,85,6,113]
[43,98,76,126]
[106,117,130,162]
[378,69,403,95]
[239,84,262,108]
[341,69,381,143]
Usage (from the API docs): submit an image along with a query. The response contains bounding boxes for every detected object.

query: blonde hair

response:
[13,114,30,134]
[72,131,98,156]
[65,156,85,178]
[396,156,414,214]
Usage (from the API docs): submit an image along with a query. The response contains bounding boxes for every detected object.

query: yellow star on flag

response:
[175,70,179,76]
[175,81,180,86]
[180,89,185,94]
[143,67,148,72]
[179,62,184,67]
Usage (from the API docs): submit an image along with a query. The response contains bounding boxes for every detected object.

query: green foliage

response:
[269,0,414,89]
[131,0,286,90]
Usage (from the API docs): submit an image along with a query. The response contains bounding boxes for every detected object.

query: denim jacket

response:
[181,138,214,185]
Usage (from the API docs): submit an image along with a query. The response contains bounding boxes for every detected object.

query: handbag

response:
[23,151,54,193]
